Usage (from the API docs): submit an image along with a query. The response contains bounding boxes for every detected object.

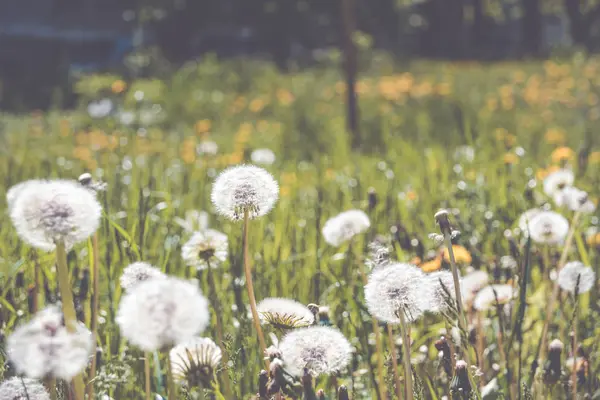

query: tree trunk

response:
[340,0,361,149]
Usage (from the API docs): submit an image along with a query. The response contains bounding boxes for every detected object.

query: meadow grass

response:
[0,55,599,399]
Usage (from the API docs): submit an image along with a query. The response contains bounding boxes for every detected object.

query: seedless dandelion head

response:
[557,261,595,294]
[257,298,315,330]
[181,229,228,270]
[473,284,515,311]
[9,180,102,251]
[527,211,569,245]
[117,276,210,351]
[0,377,50,400]
[278,326,352,377]
[120,262,165,291]
[7,306,93,380]
[322,210,370,247]
[211,165,279,221]
[365,263,425,324]
[170,337,222,387]
[543,169,574,196]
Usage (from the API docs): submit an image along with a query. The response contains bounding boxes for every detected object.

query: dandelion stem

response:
[45,377,57,400]
[87,232,100,400]
[145,352,152,400]
[397,312,414,400]
[243,210,268,367]
[571,289,580,400]
[387,324,403,400]
[166,350,176,400]
[56,241,86,400]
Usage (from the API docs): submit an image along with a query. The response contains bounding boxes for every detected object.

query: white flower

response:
[6,180,42,211]
[527,211,569,245]
[420,271,457,313]
[250,148,276,165]
[473,284,515,311]
[117,276,210,351]
[365,263,425,323]
[557,261,595,294]
[257,298,315,330]
[87,99,113,119]
[197,141,218,156]
[0,377,50,400]
[7,306,93,380]
[174,210,210,232]
[170,337,222,386]
[553,187,596,213]
[120,262,165,291]
[211,165,279,221]
[543,169,574,196]
[461,270,489,304]
[278,326,352,377]
[518,208,542,234]
[9,180,102,251]
[322,210,370,247]
[181,229,228,270]
[500,256,518,270]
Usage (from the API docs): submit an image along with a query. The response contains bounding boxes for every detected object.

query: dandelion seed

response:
[181,229,228,270]
[365,263,425,323]
[211,165,279,221]
[553,187,596,213]
[527,211,569,245]
[322,210,370,247]
[117,276,210,351]
[170,337,222,387]
[120,262,165,291]
[557,262,595,294]
[7,306,93,380]
[543,169,574,196]
[473,284,515,311]
[0,377,50,400]
[278,326,352,377]
[257,298,315,330]
[250,148,276,165]
[9,180,102,251]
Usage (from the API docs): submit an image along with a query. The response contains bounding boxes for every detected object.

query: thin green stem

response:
[397,311,414,400]
[387,324,403,400]
[166,350,176,400]
[87,232,100,400]
[145,352,152,400]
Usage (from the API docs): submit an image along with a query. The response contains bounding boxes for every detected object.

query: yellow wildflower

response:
[551,147,575,164]
[443,245,472,264]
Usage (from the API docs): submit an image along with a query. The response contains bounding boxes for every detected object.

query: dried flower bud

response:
[15,271,25,289]
[368,187,378,211]
[303,369,317,399]
[317,389,326,400]
[338,385,350,400]
[435,336,453,377]
[435,209,452,235]
[258,370,268,398]
[543,339,563,385]
[450,360,472,399]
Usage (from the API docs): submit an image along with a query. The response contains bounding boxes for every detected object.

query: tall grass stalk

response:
[145,353,152,400]
[387,324,403,400]
[165,351,176,400]
[397,311,414,400]
[87,232,100,400]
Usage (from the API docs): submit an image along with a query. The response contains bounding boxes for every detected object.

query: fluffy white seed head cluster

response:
[526,211,569,245]
[553,187,596,213]
[6,180,43,211]
[278,326,352,377]
[364,263,425,323]
[0,377,50,400]
[322,210,371,247]
[170,337,222,385]
[473,284,516,311]
[211,165,279,221]
[543,169,574,197]
[557,261,595,294]
[9,179,102,251]
[7,306,93,380]
[250,148,276,165]
[181,229,228,270]
[421,271,457,313]
[117,276,210,351]
[257,298,315,329]
[518,208,542,234]
[461,270,490,303]
[120,262,165,291]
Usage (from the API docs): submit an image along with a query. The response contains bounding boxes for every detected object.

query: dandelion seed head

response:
[549,339,564,351]
[553,187,596,213]
[460,270,490,303]
[543,169,574,196]
[197,141,218,155]
[278,326,352,377]
[365,263,425,323]
[473,284,515,311]
[557,261,595,294]
[181,229,228,270]
[420,271,457,313]
[518,208,542,234]
[9,180,102,251]
[6,180,43,211]
[120,262,165,291]
[257,298,315,330]
[211,165,279,221]
[169,337,221,387]
[117,276,210,351]
[250,148,276,165]
[500,256,518,270]
[7,306,93,380]
[0,377,50,400]
[322,210,370,247]
[527,211,569,245]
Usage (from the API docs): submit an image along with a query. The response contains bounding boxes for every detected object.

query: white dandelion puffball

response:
[6,180,42,211]
[365,263,425,323]
[527,211,569,245]
[553,187,596,213]
[181,229,228,270]
[117,276,210,351]
[461,270,489,303]
[197,140,218,156]
[250,148,276,165]
[211,165,279,221]
[9,179,102,251]
[0,377,50,400]
[420,271,457,313]
[543,169,574,196]
[518,208,542,234]
[557,261,595,294]
[257,298,315,328]
[170,337,222,383]
[7,306,93,380]
[473,284,516,311]
[278,326,352,377]
[322,210,371,247]
[120,262,165,291]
